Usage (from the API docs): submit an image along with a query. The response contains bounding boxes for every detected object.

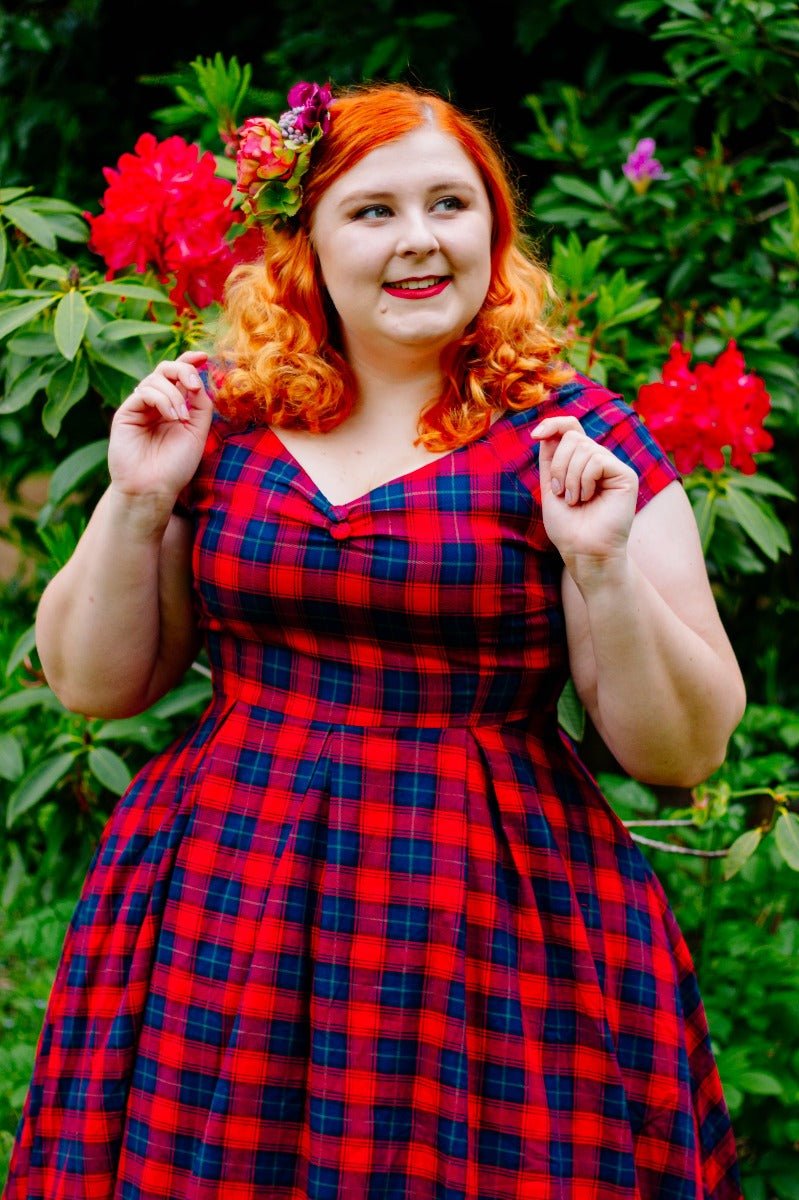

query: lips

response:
[382,276,451,299]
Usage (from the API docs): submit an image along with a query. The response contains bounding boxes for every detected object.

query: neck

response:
[343,338,444,428]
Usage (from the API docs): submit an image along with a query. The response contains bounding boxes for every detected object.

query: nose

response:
[395,209,440,257]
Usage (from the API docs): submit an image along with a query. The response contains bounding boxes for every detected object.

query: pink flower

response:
[236,117,297,190]
[623,138,668,195]
[635,340,773,475]
[286,81,333,134]
[86,133,247,313]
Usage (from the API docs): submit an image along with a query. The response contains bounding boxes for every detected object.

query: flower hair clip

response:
[234,81,333,226]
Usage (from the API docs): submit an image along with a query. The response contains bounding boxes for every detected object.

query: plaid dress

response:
[4,376,743,1200]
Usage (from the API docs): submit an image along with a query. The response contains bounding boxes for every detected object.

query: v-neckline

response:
[265,410,517,516]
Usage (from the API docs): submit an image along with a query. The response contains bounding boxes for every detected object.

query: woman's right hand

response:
[107,350,214,500]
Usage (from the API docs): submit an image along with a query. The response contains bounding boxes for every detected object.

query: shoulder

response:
[532,374,637,429]
[504,374,682,512]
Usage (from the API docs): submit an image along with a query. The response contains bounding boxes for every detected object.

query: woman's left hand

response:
[531,415,639,571]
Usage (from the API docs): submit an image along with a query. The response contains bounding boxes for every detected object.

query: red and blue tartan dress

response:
[4,375,743,1200]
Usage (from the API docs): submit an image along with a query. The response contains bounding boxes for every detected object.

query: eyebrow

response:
[336,181,480,210]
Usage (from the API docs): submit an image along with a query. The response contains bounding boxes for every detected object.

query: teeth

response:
[388,277,444,290]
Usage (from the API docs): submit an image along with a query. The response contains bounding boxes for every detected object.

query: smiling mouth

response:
[382,276,451,298]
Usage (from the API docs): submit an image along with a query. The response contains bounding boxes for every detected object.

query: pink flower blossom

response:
[236,117,297,189]
[286,81,333,134]
[623,138,668,194]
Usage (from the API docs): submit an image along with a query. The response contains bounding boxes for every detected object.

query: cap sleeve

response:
[543,375,681,511]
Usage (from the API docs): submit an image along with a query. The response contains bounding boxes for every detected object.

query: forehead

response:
[321,128,487,204]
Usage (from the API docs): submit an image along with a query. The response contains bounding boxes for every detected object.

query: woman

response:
[5,83,746,1199]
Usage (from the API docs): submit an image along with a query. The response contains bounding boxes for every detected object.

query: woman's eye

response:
[432,196,465,212]
[355,204,392,219]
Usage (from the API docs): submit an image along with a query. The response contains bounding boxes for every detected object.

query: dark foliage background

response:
[2,0,799,1194]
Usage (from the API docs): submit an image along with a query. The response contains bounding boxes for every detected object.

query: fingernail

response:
[551,479,562,495]
[565,489,573,504]
[180,402,190,419]
[188,373,201,388]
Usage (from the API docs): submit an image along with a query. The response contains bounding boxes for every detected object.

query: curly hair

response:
[214,83,574,451]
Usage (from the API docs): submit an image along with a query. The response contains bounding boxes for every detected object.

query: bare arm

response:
[35,351,213,719]
[562,482,746,786]
[36,495,200,718]
[532,416,746,788]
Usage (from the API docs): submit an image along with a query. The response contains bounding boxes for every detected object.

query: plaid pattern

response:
[4,377,743,1199]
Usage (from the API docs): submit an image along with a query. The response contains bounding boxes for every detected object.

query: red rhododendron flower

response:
[85,133,259,313]
[635,340,773,475]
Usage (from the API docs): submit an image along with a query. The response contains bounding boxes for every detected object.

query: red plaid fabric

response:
[4,377,743,1199]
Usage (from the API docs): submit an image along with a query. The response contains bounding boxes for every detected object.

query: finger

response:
[530,416,583,442]
[175,361,205,395]
[558,439,598,504]
[574,454,607,504]
[134,380,187,421]
[548,430,591,501]
[140,374,190,407]
[536,430,556,494]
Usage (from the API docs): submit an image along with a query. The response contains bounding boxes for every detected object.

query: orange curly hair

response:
[214,83,574,451]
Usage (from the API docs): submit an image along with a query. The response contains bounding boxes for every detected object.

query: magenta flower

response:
[285,81,333,135]
[623,138,668,194]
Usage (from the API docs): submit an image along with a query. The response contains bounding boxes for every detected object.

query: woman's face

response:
[309,127,493,363]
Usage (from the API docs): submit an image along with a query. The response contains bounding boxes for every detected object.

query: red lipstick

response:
[382,277,451,299]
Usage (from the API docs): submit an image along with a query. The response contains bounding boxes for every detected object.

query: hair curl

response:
[214,83,574,451]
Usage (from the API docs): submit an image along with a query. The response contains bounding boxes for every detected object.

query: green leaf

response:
[87,357,137,407]
[90,281,172,302]
[0,687,63,715]
[86,336,154,382]
[6,753,75,828]
[598,773,659,816]
[213,156,237,182]
[29,264,70,282]
[0,186,32,203]
[146,678,212,720]
[1,842,26,908]
[53,290,90,361]
[360,33,400,76]
[2,203,57,249]
[626,71,676,86]
[0,294,58,338]
[533,204,595,225]
[722,488,790,561]
[551,175,607,207]
[618,1,664,21]
[409,11,455,27]
[0,359,53,414]
[666,257,702,299]
[601,297,662,330]
[88,747,132,795]
[98,319,175,341]
[0,733,24,782]
[689,486,718,553]
[5,623,37,677]
[95,714,167,749]
[48,439,108,506]
[0,228,6,281]
[775,811,799,871]
[557,677,585,741]
[736,1069,784,1096]
[7,330,58,356]
[43,355,90,436]
[728,473,794,501]
[721,828,763,880]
